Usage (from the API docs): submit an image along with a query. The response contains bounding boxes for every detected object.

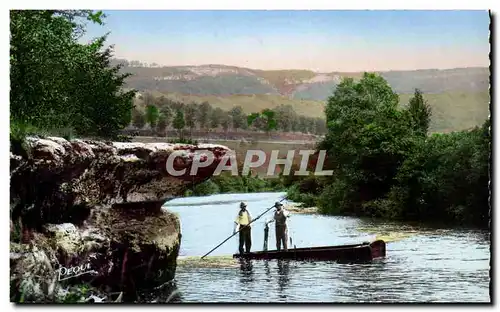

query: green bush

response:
[10,10,135,141]
[301,73,490,228]
[168,138,198,145]
[287,184,317,208]
[185,173,286,197]
[187,179,221,196]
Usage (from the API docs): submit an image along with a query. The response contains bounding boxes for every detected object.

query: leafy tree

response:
[286,72,490,228]
[380,119,490,226]
[240,113,249,130]
[247,113,261,129]
[275,104,297,132]
[184,102,197,137]
[197,101,212,131]
[407,88,432,136]
[145,104,159,128]
[318,73,413,214]
[314,118,327,135]
[297,116,309,133]
[10,10,135,139]
[131,107,146,129]
[229,106,245,131]
[210,107,225,130]
[159,105,172,129]
[291,115,300,132]
[156,113,167,134]
[220,113,231,135]
[261,109,277,134]
[247,109,277,138]
[306,117,317,134]
[172,109,185,138]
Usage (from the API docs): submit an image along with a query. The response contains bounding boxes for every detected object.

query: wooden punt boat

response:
[233,240,386,262]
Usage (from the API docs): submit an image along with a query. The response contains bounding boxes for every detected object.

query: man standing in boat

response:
[267,202,290,251]
[234,202,252,254]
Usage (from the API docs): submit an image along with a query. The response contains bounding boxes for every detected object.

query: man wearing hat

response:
[267,202,290,251]
[234,202,252,254]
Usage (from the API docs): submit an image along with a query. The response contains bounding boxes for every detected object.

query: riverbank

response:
[181,175,320,215]
[183,173,286,197]
[285,203,319,214]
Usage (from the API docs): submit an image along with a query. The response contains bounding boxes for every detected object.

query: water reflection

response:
[277,260,290,297]
[264,260,272,283]
[239,259,254,284]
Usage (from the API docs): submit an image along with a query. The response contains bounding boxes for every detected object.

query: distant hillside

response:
[114,59,488,98]
[114,59,490,132]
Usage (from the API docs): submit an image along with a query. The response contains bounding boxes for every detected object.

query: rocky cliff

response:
[10,137,231,303]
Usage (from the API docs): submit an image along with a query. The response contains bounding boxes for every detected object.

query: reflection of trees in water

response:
[277,260,290,294]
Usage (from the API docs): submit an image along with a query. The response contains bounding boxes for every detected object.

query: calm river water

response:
[162,192,490,303]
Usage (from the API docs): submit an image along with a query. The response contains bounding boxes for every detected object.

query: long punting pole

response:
[200,196,287,259]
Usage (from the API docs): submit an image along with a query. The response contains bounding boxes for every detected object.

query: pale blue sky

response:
[82,10,490,72]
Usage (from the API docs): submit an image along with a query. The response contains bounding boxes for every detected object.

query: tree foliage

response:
[10,10,135,140]
[288,72,490,228]
[131,107,146,129]
[406,88,432,136]
[129,92,327,135]
[184,102,197,135]
[229,106,246,131]
[145,104,159,128]
[247,109,277,134]
[197,101,212,130]
[210,107,225,129]
[173,109,185,131]
[156,113,168,133]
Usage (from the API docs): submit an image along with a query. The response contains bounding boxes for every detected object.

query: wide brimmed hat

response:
[240,202,247,208]
[274,202,283,208]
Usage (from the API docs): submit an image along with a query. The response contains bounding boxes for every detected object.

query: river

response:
[162,192,490,303]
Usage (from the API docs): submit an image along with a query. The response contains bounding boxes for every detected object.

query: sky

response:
[82,10,491,72]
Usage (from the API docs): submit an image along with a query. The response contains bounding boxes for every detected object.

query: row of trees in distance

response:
[131,93,327,136]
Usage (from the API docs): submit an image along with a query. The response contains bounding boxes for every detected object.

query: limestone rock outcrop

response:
[10,137,231,303]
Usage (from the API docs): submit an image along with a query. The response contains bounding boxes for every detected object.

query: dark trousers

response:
[239,226,252,254]
[276,224,288,251]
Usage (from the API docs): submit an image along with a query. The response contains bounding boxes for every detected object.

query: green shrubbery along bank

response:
[285,74,490,228]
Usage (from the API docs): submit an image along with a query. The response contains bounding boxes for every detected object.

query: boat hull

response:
[233,240,386,262]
